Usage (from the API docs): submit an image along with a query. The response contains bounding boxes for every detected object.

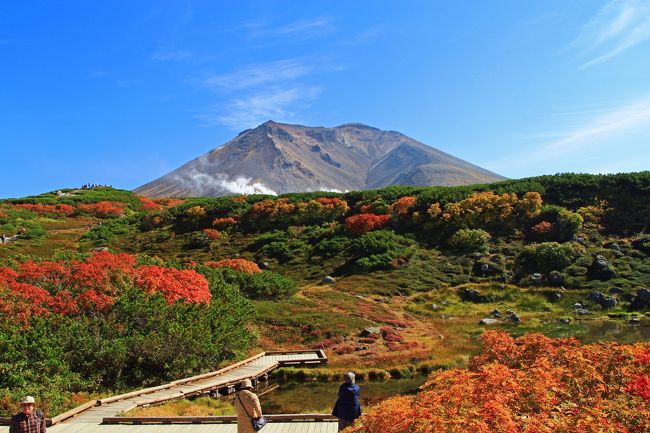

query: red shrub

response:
[212,217,237,229]
[380,326,404,342]
[390,196,417,217]
[531,220,554,234]
[13,203,75,216]
[138,197,162,210]
[134,266,211,304]
[205,259,262,273]
[202,228,221,239]
[345,213,391,234]
[77,201,127,218]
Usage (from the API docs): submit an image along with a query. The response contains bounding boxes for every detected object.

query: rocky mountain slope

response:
[135,121,505,197]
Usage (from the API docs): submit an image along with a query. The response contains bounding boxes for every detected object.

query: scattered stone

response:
[573,236,587,245]
[543,306,552,312]
[479,263,490,274]
[92,247,109,252]
[257,261,269,270]
[587,291,617,308]
[490,309,503,318]
[506,312,521,324]
[548,291,563,303]
[629,318,641,325]
[574,303,583,310]
[458,287,493,303]
[548,271,564,286]
[471,252,484,260]
[431,303,441,311]
[609,287,624,295]
[530,273,544,285]
[630,288,650,310]
[559,318,571,324]
[575,308,591,316]
[588,255,616,280]
[479,318,499,325]
[637,288,650,303]
[360,327,381,337]
[440,300,449,306]
[608,243,621,252]
[321,276,335,284]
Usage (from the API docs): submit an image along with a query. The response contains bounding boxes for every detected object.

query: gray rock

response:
[360,327,381,337]
[257,261,270,270]
[575,308,591,316]
[490,309,503,318]
[609,287,624,295]
[530,273,544,285]
[92,247,109,252]
[321,276,335,284]
[458,287,493,303]
[629,318,641,325]
[548,291,563,303]
[548,271,564,286]
[574,303,583,310]
[479,318,499,325]
[600,296,618,309]
[431,303,441,311]
[637,288,650,303]
[506,312,521,324]
[559,318,571,324]
[573,236,587,245]
[480,263,490,274]
[588,255,616,280]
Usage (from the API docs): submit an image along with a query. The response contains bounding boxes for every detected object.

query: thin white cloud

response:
[152,46,195,61]
[244,17,333,39]
[200,86,321,130]
[204,59,311,90]
[489,96,650,173]
[571,0,650,68]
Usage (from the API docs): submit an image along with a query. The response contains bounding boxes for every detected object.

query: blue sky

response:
[1,0,650,198]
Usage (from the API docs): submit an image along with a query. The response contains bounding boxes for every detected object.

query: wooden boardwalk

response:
[0,350,330,432]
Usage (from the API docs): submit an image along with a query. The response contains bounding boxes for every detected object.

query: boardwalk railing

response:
[103,414,338,424]
[34,349,327,426]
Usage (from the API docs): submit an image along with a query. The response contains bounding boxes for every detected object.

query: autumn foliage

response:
[347,331,650,433]
[205,258,262,274]
[0,251,212,324]
[76,201,128,218]
[345,213,391,235]
[202,228,221,239]
[13,203,76,216]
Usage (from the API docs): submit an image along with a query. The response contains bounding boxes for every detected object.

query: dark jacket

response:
[332,383,361,422]
[10,411,46,433]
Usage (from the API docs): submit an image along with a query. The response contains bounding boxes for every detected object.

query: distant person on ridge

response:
[235,379,266,432]
[9,396,46,433]
[332,372,362,431]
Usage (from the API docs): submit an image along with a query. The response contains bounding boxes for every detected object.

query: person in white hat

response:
[234,379,264,433]
[9,396,46,433]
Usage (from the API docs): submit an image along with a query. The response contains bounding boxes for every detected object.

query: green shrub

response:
[314,236,351,257]
[216,268,298,299]
[519,242,580,273]
[351,230,414,270]
[448,229,491,253]
[555,210,583,241]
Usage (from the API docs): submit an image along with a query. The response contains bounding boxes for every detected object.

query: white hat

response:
[20,396,35,405]
[240,379,254,390]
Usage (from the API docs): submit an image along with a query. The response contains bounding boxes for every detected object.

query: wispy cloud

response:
[489,96,650,174]
[204,59,311,90]
[244,17,333,40]
[152,46,195,61]
[199,86,321,130]
[571,0,650,68]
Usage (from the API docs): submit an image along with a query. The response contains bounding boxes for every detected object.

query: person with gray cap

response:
[234,379,266,432]
[332,372,362,431]
[9,396,46,433]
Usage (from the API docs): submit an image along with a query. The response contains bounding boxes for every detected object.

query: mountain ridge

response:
[135,121,506,197]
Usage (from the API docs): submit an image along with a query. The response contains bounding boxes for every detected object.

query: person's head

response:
[240,379,254,392]
[343,372,355,384]
[20,396,35,415]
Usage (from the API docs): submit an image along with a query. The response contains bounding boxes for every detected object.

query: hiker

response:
[235,379,266,433]
[332,372,362,431]
[9,396,46,433]
[0,233,5,243]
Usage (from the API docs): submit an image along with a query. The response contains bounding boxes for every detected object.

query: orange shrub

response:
[205,258,261,273]
[345,213,391,235]
[77,201,127,218]
[390,196,417,217]
[202,228,221,239]
[13,203,75,216]
[212,217,237,229]
[138,197,162,210]
[348,331,650,433]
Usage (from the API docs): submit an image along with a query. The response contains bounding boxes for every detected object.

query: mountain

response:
[134,121,505,197]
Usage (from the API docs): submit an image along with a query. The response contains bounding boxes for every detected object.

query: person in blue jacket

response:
[332,372,362,431]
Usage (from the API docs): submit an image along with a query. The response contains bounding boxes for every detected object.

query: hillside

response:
[1,172,649,418]
[134,121,505,197]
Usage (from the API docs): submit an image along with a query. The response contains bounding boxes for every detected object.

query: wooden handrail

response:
[50,400,98,425]
[103,414,338,424]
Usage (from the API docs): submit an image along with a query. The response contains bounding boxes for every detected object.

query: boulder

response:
[559,318,571,324]
[548,271,564,286]
[530,273,544,285]
[431,303,441,311]
[479,318,499,325]
[506,312,521,324]
[637,288,650,303]
[629,318,641,325]
[458,287,493,303]
[257,261,270,270]
[360,327,381,337]
[600,296,618,309]
[575,308,591,316]
[92,246,109,252]
[490,309,503,318]
[588,255,616,280]
[574,303,583,310]
[609,287,624,295]
[548,291,563,303]
[321,276,335,284]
